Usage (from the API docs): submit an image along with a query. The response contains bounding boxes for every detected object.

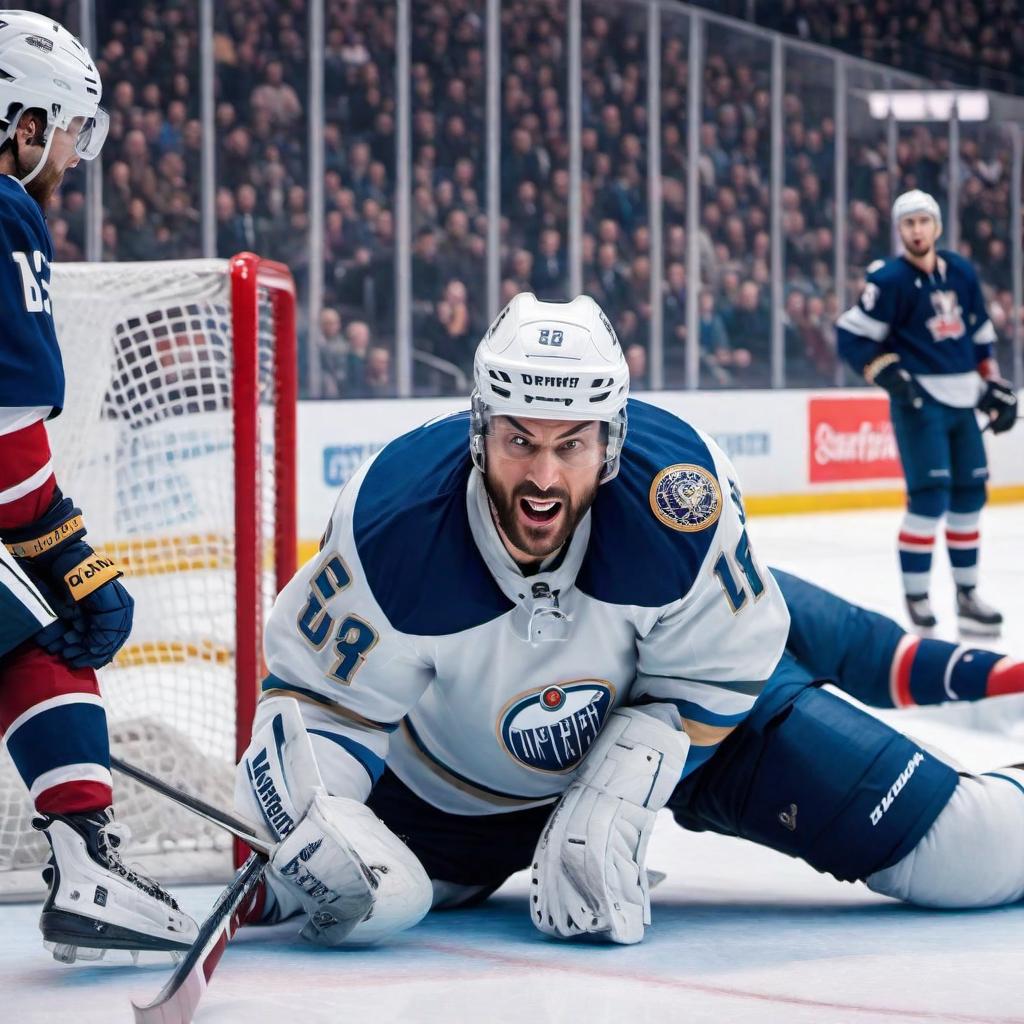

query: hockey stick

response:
[110,755,273,856]
[110,757,274,1022]
[131,851,267,1024]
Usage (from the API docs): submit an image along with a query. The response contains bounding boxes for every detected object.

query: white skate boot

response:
[34,807,198,964]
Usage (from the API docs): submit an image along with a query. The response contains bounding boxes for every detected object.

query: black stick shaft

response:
[110,755,273,857]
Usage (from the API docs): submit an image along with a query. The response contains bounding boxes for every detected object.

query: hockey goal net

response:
[0,254,297,897]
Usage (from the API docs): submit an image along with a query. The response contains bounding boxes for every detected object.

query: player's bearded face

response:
[898,213,939,258]
[17,120,81,207]
[483,416,604,562]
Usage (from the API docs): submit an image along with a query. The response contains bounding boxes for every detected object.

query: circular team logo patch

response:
[497,680,614,773]
[649,463,723,532]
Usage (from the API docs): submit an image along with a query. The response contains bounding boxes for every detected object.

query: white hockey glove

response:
[530,706,689,945]
[235,698,432,946]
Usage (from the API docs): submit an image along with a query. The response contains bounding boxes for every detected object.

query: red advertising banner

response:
[808,396,903,483]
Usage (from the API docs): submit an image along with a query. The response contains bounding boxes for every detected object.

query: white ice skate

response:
[33,808,198,964]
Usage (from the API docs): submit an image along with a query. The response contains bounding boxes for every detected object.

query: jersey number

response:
[296,554,378,684]
[713,530,765,613]
[12,250,51,314]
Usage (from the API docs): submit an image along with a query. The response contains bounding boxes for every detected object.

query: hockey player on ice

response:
[0,12,196,962]
[237,292,1024,948]
[837,189,1018,634]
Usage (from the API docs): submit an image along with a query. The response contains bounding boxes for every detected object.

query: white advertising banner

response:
[296,391,1024,542]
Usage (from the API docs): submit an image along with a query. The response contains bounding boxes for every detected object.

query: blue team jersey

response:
[0,175,64,413]
[836,250,995,407]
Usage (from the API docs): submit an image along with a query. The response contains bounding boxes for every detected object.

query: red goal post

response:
[230,253,297,763]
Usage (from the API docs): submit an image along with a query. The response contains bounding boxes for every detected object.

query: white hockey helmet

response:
[470,292,630,483]
[0,11,107,184]
[892,189,942,237]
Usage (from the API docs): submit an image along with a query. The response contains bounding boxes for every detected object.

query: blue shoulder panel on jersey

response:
[0,176,64,411]
[353,411,514,636]
[869,256,912,287]
[576,399,722,607]
[939,249,976,282]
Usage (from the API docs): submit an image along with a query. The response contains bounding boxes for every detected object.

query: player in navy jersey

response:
[0,12,195,961]
[233,292,1024,949]
[836,189,1018,634]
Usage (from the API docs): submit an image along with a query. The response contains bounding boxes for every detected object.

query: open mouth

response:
[519,497,563,524]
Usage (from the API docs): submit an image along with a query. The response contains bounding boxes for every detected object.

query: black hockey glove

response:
[977,377,1017,434]
[3,490,134,669]
[874,361,924,410]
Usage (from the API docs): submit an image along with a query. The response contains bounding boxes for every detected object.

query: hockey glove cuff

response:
[869,357,924,410]
[3,491,134,668]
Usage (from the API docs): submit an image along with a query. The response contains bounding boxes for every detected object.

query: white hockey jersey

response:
[254,399,790,816]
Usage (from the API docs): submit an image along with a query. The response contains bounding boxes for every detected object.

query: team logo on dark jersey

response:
[649,464,723,532]
[925,290,965,342]
[497,680,614,773]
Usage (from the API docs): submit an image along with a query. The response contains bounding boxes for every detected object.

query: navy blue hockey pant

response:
[367,665,959,893]
[888,392,987,514]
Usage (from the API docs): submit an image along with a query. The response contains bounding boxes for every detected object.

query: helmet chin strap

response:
[18,126,55,187]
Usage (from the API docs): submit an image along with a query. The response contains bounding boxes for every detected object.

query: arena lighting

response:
[866,90,990,121]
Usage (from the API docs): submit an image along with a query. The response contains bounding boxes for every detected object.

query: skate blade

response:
[45,941,184,967]
[46,941,106,965]
[957,616,1002,638]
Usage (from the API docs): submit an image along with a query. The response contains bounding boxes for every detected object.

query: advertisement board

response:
[295,390,1023,545]
[807,396,903,483]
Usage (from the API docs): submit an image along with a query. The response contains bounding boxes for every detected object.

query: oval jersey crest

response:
[498,680,613,773]
[649,463,722,532]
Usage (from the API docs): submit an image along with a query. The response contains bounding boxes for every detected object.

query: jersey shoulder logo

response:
[649,463,723,532]
[925,290,965,342]
[497,679,614,773]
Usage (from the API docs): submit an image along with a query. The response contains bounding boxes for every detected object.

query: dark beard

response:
[24,162,62,208]
[483,471,599,562]
[14,140,61,208]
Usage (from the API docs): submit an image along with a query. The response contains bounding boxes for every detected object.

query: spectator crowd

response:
[749,0,1024,97]
[29,0,1023,396]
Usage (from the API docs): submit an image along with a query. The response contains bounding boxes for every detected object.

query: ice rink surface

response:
[2,504,1023,1024]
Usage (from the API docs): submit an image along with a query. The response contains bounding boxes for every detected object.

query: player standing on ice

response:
[0,12,196,962]
[233,292,1024,948]
[836,189,1018,634]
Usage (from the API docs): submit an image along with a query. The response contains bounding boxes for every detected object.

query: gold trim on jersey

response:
[681,718,737,747]
[259,687,394,733]
[399,720,560,809]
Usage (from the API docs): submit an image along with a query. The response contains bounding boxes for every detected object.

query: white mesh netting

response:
[0,260,284,897]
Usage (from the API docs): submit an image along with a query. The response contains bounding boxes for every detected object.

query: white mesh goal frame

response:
[0,254,297,897]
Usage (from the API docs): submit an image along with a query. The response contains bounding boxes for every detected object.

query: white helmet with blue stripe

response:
[471,292,630,483]
[0,11,108,185]
[892,189,942,237]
